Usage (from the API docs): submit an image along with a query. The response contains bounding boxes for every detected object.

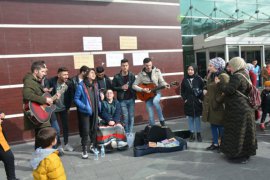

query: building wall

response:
[0,0,184,143]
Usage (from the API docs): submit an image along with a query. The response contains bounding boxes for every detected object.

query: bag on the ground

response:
[133,136,187,157]
[133,125,187,157]
[236,73,261,109]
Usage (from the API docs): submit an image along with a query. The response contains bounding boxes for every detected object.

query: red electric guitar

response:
[23,84,68,125]
[136,81,179,101]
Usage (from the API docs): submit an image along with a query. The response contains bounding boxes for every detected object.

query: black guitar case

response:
[133,125,187,157]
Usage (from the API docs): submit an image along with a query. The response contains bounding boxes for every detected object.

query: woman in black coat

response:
[181,64,204,142]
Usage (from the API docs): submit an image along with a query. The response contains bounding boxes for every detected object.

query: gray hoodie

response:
[30,148,56,170]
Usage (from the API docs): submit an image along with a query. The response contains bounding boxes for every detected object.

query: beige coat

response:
[132,67,168,92]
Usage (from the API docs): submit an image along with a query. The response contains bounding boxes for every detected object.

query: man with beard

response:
[48,67,74,153]
[23,61,54,149]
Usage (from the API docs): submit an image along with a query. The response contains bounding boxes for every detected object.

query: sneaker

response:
[89,144,95,153]
[206,144,219,151]
[260,123,265,131]
[160,121,166,126]
[89,144,99,154]
[57,146,65,156]
[64,143,74,152]
[117,141,128,147]
[81,150,88,159]
[189,133,195,142]
[197,133,202,142]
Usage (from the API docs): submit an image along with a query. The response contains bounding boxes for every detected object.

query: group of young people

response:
[181,56,270,164]
[2,56,268,179]
[2,57,170,179]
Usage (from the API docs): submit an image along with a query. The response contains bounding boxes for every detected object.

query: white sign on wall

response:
[132,52,149,66]
[83,37,103,51]
[106,53,124,67]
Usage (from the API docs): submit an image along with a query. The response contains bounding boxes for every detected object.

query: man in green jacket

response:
[23,61,54,149]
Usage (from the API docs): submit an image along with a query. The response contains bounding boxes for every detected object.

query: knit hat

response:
[264,81,270,87]
[246,63,254,71]
[229,57,246,71]
[209,57,226,71]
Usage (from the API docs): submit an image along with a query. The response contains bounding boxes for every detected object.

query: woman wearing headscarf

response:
[217,57,257,163]
[181,64,204,142]
[202,57,229,151]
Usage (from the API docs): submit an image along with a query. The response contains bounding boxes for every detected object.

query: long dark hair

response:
[83,68,96,87]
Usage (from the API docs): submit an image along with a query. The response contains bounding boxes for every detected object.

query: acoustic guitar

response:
[136,81,179,101]
[23,84,68,125]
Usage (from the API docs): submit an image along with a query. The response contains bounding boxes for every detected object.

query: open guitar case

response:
[133,125,188,157]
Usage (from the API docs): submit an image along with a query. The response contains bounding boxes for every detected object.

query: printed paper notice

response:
[83,37,103,51]
[120,36,137,49]
[74,54,94,69]
[106,53,124,67]
[132,52,149,66]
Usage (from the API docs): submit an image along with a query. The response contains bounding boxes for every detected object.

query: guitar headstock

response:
[58,84,68,94]
[170,81,179,87]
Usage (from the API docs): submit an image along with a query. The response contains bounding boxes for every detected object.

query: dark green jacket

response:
[22,73,50,130]
[112,71,136,101]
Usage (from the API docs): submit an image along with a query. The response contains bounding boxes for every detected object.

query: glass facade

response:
[180,0,270,77]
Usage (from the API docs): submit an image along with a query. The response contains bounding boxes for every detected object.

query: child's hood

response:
[30,148,57,169]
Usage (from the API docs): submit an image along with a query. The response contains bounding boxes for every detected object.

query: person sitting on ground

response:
[98,89,127,149]
[30,127,66,180]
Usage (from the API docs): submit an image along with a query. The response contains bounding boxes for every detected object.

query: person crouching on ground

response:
[98,89,127,149]
[30,127,66,180]
[180,63,204,142]
[260,81,270,130]
[0,112,19,180]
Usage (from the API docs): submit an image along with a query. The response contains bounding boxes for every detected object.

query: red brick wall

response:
[0,0,184,143]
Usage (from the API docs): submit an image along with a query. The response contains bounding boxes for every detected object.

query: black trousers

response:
[261,111,270,123]
[77,110,82,138]
[80,113,96,147]
[0,146,16,180]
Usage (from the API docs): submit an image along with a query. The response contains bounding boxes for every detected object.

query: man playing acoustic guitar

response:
[133,58,170,126]
[23,61,54,149]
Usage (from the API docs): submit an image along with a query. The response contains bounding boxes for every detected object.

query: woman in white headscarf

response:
[216,57,257,164]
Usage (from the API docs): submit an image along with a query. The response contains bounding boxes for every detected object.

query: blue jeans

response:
[211,124,224,145]
[187,116,201,133]
[146,93,165,126]
[120,99,135,133]
[50,110,69,145]
[50,112,61,146]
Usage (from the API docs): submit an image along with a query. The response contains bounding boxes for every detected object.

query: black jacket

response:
[112,71,136,100]
[97,75,112,91]
[261,89,270,113]
[48,76,73,110]
[181,75,204,117]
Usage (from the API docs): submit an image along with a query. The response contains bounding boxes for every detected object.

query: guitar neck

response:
[51,84,67,101]
[151,85,166,92]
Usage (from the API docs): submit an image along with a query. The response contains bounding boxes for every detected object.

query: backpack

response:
[235,73,261,110]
